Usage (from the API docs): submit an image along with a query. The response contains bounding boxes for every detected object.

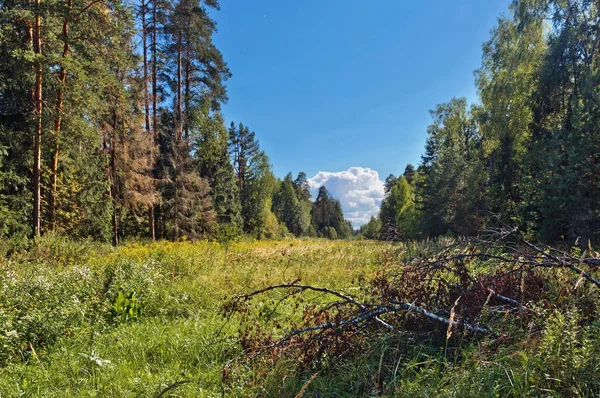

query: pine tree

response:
[311,186,347,239]
[158,111,215,240]
[273,172,311,236]
[227,122,277,236]
[196,114,241,228]
[156,0,229,240]
[229,122,259,199]
[418,98,486,236]
[241,151,275,237]
[0,4,36,237]
[294,171,311,201]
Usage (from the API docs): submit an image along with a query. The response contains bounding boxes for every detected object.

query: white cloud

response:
[307,167,385,227]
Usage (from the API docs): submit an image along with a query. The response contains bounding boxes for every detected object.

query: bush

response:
[326,226,338,240]
[214,223,241,243]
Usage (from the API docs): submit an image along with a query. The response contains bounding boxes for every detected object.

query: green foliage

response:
[367,1,599,244]
[213,222,241,243]
[325,226,338,240]
[261,197,287,239]
[228,122,280,238]
[272,172,313,237]
[110,291,141,324]
[519,1,600,242]
[359,216,381,239]
[311,186,351,240]
[475,14,545,225]
[379,175,419,239]
[418,98,487,237]
[197,115,242,230]
[167,143,216,241]
[336,220,353,239]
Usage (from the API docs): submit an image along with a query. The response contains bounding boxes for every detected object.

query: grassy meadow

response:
[0,237,390,396]
[0,236,599,397]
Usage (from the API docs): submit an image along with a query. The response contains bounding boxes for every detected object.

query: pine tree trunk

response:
[110,114,119,247]
[172,21,183,240]
[104,110,120,247]
[149,206,155,240]
[32,0,43,237]
[142,0,150,142]
[112,203,119,246]
[50,0,72,232]
[150,0,158,240]
[141,0,156,240]
[184,60,189,141]
[152,0,158,135]
[176,25,183,142]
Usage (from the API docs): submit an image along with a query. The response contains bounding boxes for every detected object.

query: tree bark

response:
[32,0,43,237]
[50,0,72,232]
[109,112,119,247]
[141,0,156,240]
[176,23,183,142]
[149,0,159,240]
[172,16,183,240]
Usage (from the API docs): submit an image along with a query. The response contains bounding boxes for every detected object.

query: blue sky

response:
[210,0,512,224]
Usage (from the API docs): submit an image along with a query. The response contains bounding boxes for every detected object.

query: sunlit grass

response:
[0,238,391,396]
[1,236,599,396]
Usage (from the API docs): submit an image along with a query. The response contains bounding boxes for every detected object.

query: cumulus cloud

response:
[308,167,385,227]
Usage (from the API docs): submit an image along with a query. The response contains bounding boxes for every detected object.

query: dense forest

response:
[1,0,599,245]
[0,0,351,243]
[362,0,600,244]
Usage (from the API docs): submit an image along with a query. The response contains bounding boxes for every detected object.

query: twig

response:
[29,342,44,368]
[236,282,394,331]
[154,380,191,397]
[249,297,495,358]
[294,370,321,398]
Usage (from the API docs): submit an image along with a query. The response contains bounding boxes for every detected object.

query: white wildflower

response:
[79,350,112,367]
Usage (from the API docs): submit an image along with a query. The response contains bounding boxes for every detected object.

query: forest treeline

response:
[0,0,353,243]
[361,0,600,244]
[2,0,599,244]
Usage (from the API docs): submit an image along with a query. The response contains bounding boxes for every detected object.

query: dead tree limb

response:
[229,230,598,366]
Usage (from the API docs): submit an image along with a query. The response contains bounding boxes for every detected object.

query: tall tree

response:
[418,98,486,236]
[241,150,275,237]
[0,2,37,237]
[157,0,229,240]
[229,122,259,200]
[475,11,546,225]
[272,172,311,236]
[32,0,43,237]
[294,171,311,201]
[135,0,159,239]
[157,110,215,240]
[228,121,278,236]
[101,8,159,245]
[196,114,241,228]
[523,0,600,242]
[311,186,347,239]
[379,175,418,240]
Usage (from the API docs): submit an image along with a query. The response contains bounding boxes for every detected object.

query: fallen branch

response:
[243,283,495,357]
[228,230,599,368]
[235,282,394,331]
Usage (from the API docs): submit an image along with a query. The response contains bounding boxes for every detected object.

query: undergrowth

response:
[0,234,598,397]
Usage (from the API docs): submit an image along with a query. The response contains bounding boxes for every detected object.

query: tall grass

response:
[0,235,598,396]
[0,236,387,396]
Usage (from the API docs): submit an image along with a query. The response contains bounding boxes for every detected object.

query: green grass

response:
[0,238,389,396]
[0,236,599,397]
